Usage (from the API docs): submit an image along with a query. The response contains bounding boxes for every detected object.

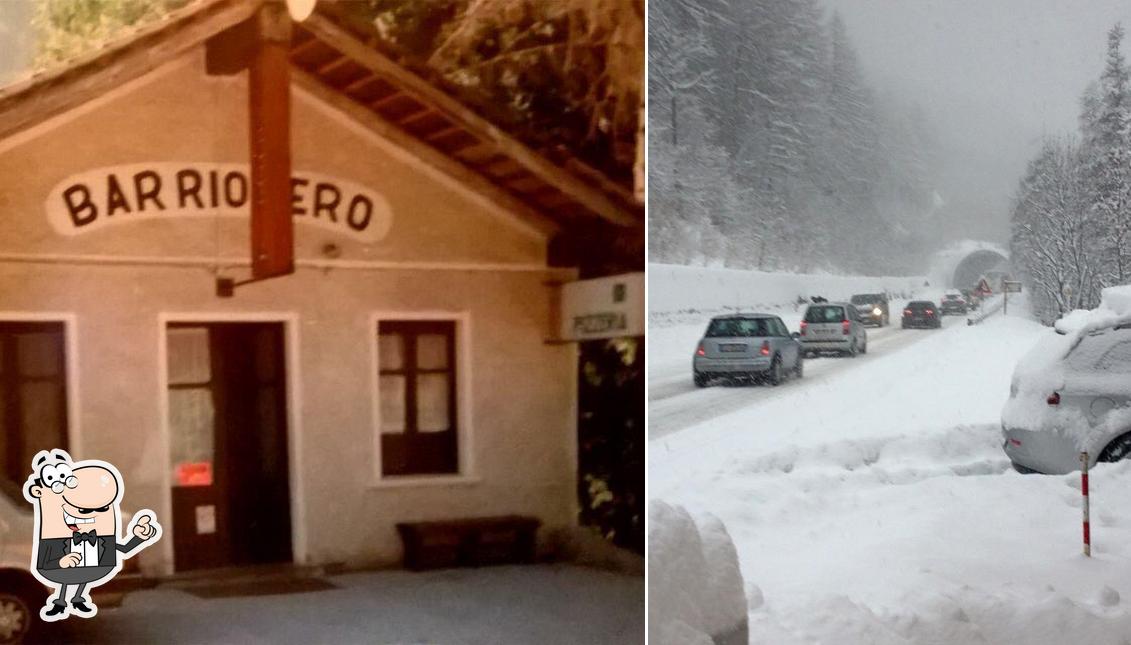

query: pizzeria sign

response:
[46,162,393,243]
[558,272,644,341]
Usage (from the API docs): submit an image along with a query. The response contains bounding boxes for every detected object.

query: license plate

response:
[719,343,746,352]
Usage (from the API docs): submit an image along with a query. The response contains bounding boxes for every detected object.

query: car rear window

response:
[804,306,846,323]
[907,302,933,310]
[1067,328,1131,372]
[705,318,771,337]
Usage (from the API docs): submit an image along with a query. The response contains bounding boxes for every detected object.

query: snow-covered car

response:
[1002,295,1131,474]
[693,314,803,387]
[850,293,889,327]
[900,301,941,329]
[799,303,867,357]
[0,486,47,644]
[939,292,967,315]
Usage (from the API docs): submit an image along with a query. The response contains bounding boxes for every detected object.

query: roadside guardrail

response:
[966,295,1004,325]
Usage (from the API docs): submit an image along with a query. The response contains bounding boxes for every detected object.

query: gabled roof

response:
[0,0,642,239]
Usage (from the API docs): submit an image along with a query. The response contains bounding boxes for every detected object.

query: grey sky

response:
[826,0,1131,243]
[0,1,32,85]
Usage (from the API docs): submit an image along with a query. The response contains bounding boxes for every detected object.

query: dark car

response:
[940,292,968,315]
[901,300,941,329]
[849,293,889,327]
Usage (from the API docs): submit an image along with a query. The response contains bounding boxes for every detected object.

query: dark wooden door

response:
[0,322,68,498]
[169,323,291,571]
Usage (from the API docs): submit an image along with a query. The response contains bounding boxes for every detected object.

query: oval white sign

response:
[45,162,393,243]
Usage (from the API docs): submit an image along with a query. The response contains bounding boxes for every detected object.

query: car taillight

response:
[842,320,850,335]
[903,309,912,315]
[696,344,705,356]
[925,309,934,315]
[1047,392,1060,406]
[799,321,807,336]
[760,340,770,356]
[1009,438,1022,447]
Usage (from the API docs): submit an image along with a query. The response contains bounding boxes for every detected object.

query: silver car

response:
[1002,322,1131,474]
[693,314,803,387]
[799,303,868,357]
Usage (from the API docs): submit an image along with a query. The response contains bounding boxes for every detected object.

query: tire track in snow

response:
[649,316,964,439]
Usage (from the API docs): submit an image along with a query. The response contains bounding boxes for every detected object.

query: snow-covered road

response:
[650,310,1131,643]
[649,300,964,438]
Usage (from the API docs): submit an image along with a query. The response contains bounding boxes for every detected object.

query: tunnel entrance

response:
[952,249,1010,290]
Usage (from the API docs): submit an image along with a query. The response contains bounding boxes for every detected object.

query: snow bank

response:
[648,501,747,645]
[651,316,1131,643]
[649,263,925,324]
[651,280,1131,644]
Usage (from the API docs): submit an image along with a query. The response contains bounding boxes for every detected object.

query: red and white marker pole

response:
[1081,451,1091,557]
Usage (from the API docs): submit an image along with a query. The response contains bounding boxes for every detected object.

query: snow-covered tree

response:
[1080,24,1131,283]
[648,0,942,274]
[1011,138,1105,322]
[1011,23,1131,323]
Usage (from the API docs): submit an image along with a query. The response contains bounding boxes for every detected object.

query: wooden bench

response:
[396,515,541,571]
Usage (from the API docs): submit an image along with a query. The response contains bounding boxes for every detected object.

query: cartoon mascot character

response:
[23,449,160,621]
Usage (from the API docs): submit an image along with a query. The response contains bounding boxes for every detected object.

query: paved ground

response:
[41,565,643,644]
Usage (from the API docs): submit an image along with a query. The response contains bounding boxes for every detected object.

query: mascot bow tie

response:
[71,530,97,546]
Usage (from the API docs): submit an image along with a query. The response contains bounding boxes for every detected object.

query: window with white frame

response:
[377,320,458,476]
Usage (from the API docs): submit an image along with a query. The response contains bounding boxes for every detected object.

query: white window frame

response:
[369,311,477,487]
[156,312,307,575]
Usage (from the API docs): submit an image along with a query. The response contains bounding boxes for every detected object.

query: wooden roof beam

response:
[398,109,442,128]
[342,73,380,95]
[315,55,353,76]
[293,69,559,239]
[424,125,465,142]
[302,13,640,227]
[370,91,413,111]
[289,35,325,59]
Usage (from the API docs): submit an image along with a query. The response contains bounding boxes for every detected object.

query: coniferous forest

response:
[1011,24,1131,323]
[649,0,941,275]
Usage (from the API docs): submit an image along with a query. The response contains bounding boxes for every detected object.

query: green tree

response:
[33,0,189,67]
[345,0,642,179]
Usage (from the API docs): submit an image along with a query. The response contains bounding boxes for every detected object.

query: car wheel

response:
[793,354,804,379]
[693,372,708,388]
[767,356,783,386]
[1098,431,1131,463]
[0,574,43,645]
[0,591,31,645]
